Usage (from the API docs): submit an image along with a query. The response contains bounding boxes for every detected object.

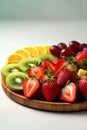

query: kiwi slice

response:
[1,63,21,77]
[36,54,57,62]
[18,58,40,72]
[6,72,28,91]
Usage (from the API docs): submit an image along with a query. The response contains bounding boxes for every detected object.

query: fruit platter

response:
[1,41,87,112]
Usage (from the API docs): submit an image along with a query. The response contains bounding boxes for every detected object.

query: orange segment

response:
[44,45,51,54]
[7,54,24,63]
[7,45,51,63]
[15,49,31,58]
[35,45,47,54]
[24,46,39,57]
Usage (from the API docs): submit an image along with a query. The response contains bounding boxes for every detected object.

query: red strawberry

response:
[53,58,67,75]
[69,71,77,82]
[57,69,77,87]
[27,65,45,80]
[59,82,77,103]
[54,58,77,73]
[23,78,40,98]
[42,80,60,101]
[53,59,61,65]
[79,78,87,100]
[75,49,87,63]
[42,59,55,70]
[33,86,44,100]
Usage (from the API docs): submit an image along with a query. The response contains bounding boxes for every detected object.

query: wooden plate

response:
[1,80,87,112]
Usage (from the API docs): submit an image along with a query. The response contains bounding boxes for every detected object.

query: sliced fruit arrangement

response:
[1,63,21,77]
[23,78,40,98]
[6,72,28,91]
[7,53,24,63]
[7,45,51,63]
[15,49,31,58]
[24,46,39,58]
[2,41,87,103]
[34,45,47,54]
[59,82,77,103]
[1,63,22,85]
[42,80,60,102]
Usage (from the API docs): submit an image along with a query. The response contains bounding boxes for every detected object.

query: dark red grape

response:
[57,42,67,50]
[60,47,72,57]
[69,40,81,54]
[50,45,61,57]
[81,43,87,50]
[83,47,87,51]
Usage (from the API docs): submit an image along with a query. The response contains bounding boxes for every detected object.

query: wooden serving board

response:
[1,80,87,112]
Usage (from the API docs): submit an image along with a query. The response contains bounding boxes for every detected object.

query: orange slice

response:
[35,45,47,54]
[7,54,24,63]
[24,46,39,57]
[7,45,51,63]
[15,49,31,58]
[44,45,51,54]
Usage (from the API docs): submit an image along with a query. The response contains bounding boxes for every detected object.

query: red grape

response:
[57,42,67,50]
[60,47,72,57]
[83,47,87,51]
[69,40,81,54]
[50,45,61,57]
[81,43,87,50]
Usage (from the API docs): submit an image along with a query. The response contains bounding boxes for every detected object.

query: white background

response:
[0,21,87,130]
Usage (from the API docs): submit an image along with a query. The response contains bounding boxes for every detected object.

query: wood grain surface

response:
[1,79,87,112]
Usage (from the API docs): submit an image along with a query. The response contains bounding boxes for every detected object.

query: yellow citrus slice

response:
[24,46,39,57]
[7,53,24,63]
[15,49,31,58]
[44,45,51,54]
[7,45,51,63]
[35,45,47,54]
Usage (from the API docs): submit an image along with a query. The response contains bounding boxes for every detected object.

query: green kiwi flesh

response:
[1,63,21,77]
[18,58,40,72]
[36,54,57,62]
[6,72,28,91]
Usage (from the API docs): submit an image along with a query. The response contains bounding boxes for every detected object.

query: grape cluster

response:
[50,41,87,58]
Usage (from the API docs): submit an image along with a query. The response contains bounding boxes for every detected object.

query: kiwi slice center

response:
[14,76,23,86]
[25,62,35,68]
[10,68,20,73]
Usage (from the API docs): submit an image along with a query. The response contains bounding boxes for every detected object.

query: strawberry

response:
[57,69,77,87]
[27,65,45,80]
[53,58,67,75]
[33,86,44,100]
[75,49,87,63]
[42,59,55,70]
[53,59,61,65]
[79,78,87,100]
[53,58,77,76]
[42,80,60,101]
[23,78,40,98]
[70,71,77,82]
[59,82,77,103]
